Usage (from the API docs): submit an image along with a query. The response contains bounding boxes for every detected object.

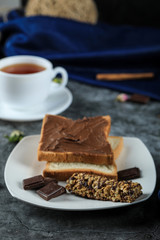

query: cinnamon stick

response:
[96,72,154,81]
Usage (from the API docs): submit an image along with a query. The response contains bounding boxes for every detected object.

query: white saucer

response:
[0,87,73,122]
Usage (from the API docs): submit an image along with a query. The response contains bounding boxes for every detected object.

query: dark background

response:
[94,0,160,27]
[21,0,160,27]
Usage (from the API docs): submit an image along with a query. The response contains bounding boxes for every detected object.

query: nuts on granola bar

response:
[66,173,142,203]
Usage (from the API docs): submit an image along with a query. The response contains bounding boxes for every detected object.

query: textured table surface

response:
[0,81,160,240]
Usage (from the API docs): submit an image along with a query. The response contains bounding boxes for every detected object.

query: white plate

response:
[4,135,156,211]
[0,87,72,122]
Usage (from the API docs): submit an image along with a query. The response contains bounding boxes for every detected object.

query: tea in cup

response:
[0,55,68,110]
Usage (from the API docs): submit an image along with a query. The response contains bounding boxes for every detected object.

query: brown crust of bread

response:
[38,151,114,165]
[43,163,117,181]
[38,115,113,165]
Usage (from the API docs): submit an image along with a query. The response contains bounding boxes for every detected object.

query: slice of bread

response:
[43,162,117,181]
[38,114,113,165]
[43,136,123,181]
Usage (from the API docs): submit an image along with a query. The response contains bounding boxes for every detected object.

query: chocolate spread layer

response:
[40,115,111,154]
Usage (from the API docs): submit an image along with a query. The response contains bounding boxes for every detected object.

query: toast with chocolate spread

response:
[38,114,113,166]
[42,136,123,181]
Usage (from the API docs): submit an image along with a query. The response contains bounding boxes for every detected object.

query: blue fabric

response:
[0,10,160,100]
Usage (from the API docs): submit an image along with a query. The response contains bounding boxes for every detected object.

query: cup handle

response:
[51,67,68,89]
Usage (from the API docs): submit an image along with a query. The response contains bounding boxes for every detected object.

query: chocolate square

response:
[118,167,140,181]
[23,175,45,190]
[37,182,66,201]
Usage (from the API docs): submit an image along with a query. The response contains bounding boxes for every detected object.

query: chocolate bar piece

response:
[37,182,66,201]
[118,167,140,181]
[129,94,150,104]
[23,175,45,190]
[44,177,58,185]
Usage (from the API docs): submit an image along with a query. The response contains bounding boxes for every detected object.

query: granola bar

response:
[66,173,142,203]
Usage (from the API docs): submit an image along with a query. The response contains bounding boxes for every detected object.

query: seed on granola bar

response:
[66,173,142,203]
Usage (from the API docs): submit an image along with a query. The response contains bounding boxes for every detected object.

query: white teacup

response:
[0,55,68,110]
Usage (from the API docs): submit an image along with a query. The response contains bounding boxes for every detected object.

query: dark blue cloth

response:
[0,11,160,100]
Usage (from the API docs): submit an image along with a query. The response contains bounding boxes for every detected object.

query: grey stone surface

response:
[0,81,160,240]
